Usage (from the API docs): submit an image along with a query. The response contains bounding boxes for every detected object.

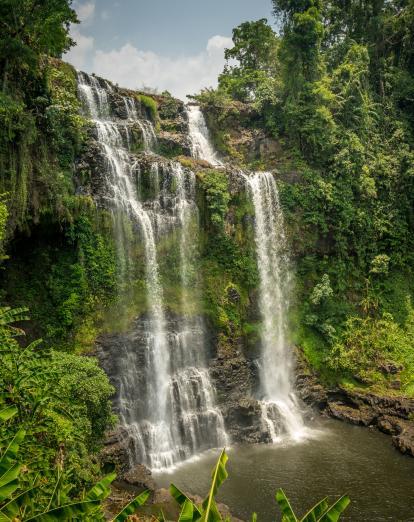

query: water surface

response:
[154,419,414,521]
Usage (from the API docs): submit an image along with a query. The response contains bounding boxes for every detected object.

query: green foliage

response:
[3,212,117,349]
[199,169,230,229]
[328,302,414,391]
[0,307,115,495]
[191,0,414,392]
[0,410,149,521]
[275,488,350,521]
[196,170,258,343]
[0,0,77,95]
[46,59,87,167]
[218,19,279,102]
[139,94,159,122]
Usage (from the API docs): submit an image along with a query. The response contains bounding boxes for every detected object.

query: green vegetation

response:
[139,94,159,122]
[0,406,149,520]
[0,306,115,493]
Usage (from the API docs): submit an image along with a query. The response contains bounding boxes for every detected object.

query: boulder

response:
[115,463,156,493]
[326,401,377,426]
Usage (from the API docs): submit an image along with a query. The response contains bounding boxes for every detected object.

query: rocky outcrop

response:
[100,428,133,474]
[295,348,414,457]
[114,463,156,494]
[210,333,266,443]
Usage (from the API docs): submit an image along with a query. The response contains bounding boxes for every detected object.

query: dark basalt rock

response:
[100,427,131,474]
[379,362,404,375]
[326,402,377,426]
[393,428,414,457]
[295,348,328,409]
[209,332,266,443]
[115,463,156,493]
[157,132,191,157]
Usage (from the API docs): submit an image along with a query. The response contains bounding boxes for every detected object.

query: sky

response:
[64,0,274,100]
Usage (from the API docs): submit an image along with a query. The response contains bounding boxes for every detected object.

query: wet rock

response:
[379,362,404,375]
[157,132,191,157]
[209,328,264,443]
[153,488,172,505]
[326,401,377,426]
[377,415,400,435]
[100,428,131,474]
[294,348,328,409]
[393,426,414,457]
[115,463,156,493]
[227,285,240,303]
[293,347,414,458]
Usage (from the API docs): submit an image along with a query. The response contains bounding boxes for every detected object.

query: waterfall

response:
[245,173,305,441]
[187,105,306,442]
[77,73,226,470]
[187,105,222,166]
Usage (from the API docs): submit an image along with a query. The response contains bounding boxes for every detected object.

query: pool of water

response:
[154,419,414,521]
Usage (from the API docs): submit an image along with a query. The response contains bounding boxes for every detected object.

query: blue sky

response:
[65,0,274,99]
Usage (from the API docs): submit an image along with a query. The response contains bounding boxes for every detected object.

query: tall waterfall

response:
[77,73,226,470]
[187,105,306,441]
[245,173,305,441]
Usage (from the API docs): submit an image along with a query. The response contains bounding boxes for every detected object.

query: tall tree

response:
[0,0,77,94]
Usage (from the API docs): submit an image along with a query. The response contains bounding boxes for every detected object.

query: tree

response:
[0,0,77,94]
[218,19,279,101]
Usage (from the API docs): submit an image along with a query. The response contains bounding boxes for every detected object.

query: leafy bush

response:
[0,407,148,521]
[0,307,115,492]
[328,301,414,391]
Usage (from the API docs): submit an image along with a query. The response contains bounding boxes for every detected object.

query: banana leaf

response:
[275,489,298,522]
[201,449,229,522]
[317,496,350,522]
[178,499,195,522]
[301,497,329,522]
[85,471,116,501]
[112,489,150,521]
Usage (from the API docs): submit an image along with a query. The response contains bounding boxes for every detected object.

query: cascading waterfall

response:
[187,105,306,442]
[77,73,226,470]
[187,105,222,166]
[245,173,305,441]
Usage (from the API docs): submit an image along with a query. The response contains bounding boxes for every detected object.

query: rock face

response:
[295,348,414,457]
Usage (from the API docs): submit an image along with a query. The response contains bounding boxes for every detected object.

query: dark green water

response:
[154,419,414,521]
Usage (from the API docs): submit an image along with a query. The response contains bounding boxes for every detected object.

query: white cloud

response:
[207,35,232,53]
[75,1,95,24]
[89,35,233,100]
[65,26,94,70]
[64,1,96,69]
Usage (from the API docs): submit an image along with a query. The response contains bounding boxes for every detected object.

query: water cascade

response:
[245,173,305,441]
[77,73,226,469]
[187,105,222,166]
[187,105,305,441]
